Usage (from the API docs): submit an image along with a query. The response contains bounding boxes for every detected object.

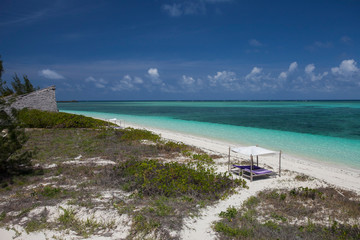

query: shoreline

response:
[60,109,360,170]
[110,118,360,194]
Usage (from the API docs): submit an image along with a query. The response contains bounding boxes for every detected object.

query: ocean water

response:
[58,101,360,169]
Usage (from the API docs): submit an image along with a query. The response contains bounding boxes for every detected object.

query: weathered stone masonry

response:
[3,86,58,113]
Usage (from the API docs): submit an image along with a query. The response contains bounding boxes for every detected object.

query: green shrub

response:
[0,211,6,221]
[270,212,287,222]
[157,141,188,152]
[219,206,238,221]
[132,213,161,235]
[18,109,112,128]
[244,196,260,208]
[289,187,323,200]
[120,128,161,142]
[58,207,76,228]
[30,185,63,199]
[40,186,62,198]
[25,219,47,233]
[115,159,246,199]
[192,153,214,164]
[214,222,253,238]
[263,220,279,230]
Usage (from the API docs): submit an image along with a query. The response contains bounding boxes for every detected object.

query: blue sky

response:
[1,0,360,100]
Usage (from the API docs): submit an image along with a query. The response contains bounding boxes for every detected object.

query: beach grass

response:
[0,114,246,239]
[214,187,360,239]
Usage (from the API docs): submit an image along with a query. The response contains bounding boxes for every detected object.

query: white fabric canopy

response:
[109,118,117,121]
[232,146,277,156]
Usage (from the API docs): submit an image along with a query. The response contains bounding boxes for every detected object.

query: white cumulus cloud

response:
[331,59,359,76]
[147,68,162,84]
[39,69,65,79]
[162,4,182,17]
[179,75,203,92]
[341,36,352,44]
[304,64,328,81]
[305,64,315,74]
[288,62,298,72]
[208,71,238,90]
[279,72,287,80]
[181,75,195,85]
[279,62,298,80]
[245,67,262,80]
[248,39,263,47]
[85,76,108,88]
[111,75,144,91]
[162,0,230,17]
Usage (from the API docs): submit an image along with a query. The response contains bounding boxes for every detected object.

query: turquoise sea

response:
[58,101,360,170]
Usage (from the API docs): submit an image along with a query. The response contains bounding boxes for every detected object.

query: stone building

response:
[1,86,58,113]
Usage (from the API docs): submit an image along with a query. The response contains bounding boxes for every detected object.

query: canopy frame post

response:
[250,154,253,182]
[279,150,282,177]
[228,147,231,172]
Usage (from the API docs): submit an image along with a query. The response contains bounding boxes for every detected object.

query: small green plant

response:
[153,197,173,216]
[120,128,161,142]
[132,213,161,236]
[0,211,6,221]
[242,208,257,222]
[25,219,48,233]
[58,207,76,228]
[305,219,316,232]
[41,186,62,198]
[17,204,39,218]
[280,193,286,201]
[30,185,63,199]
[244,196,260,208]
[158,141,188,152]
[213,222,253,238]
[219,206,238,221]
[289,187,323,200]
[192,153,214,164]
[263,220,279,230]
[270,212,287,222]
[295,174,311,181]
[58,207,114,237]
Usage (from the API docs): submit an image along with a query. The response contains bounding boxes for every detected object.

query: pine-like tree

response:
[0,108,34,181]
[0,56,34,181]
[11,74,25,95]
[23,75,36,93]
[0,56,14,97]
[0,56,38,97]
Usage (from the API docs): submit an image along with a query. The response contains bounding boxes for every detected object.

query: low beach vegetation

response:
[214,187,360,239]
[119,127,161,142]
[18,108,112,128]
[0,111,247,239]
[115,158,245,198]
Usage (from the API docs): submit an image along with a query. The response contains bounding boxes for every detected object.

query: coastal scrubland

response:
[0,109,359,239]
